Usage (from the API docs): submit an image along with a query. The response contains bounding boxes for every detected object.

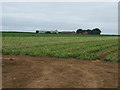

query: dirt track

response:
[2,55,118,88]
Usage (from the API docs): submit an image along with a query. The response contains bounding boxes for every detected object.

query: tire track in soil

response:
[2,55,118,88]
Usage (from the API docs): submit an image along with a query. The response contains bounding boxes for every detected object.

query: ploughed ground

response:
[2,55,118,88]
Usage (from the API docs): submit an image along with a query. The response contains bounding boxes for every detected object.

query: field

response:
[2,32,119,88]
[2,32,119,61]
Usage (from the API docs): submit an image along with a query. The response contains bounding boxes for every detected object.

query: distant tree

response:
[82,30,86,34]
[92,28,101,35]
[76,28,101,35]
[76,29,83,34]
[36,30,39,33]
[86,29,92,35]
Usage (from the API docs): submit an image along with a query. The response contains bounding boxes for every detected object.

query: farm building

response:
[36,29,58,34]
[58,31,75,34]
[82,32,88,35]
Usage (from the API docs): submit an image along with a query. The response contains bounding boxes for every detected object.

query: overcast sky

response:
[2,2,118,34]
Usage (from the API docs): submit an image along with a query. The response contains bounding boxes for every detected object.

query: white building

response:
[36,29,58,34]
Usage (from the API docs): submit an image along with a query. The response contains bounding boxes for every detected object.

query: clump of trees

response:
[76,28,101,35]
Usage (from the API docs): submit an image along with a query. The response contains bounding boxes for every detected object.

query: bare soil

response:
[2,55,118,88]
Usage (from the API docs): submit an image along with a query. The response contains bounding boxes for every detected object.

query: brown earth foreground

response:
[2,55,118,88]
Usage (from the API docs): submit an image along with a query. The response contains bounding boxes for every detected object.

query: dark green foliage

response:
[36,30,39,33]
[92,28,101,35]
[86,29,92,35]
[76,28,101,35]
[76,29,83,34]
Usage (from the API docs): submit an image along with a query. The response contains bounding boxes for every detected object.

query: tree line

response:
[76,28,101,35]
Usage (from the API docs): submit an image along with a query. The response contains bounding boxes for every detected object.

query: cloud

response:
[2,2,118,34]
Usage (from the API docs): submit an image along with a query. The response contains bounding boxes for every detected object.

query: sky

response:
[2,2,118,34]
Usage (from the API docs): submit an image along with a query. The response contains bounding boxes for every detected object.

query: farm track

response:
[3,55,118,88]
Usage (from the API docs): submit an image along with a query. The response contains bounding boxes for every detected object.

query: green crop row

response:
[2,32,119,61]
